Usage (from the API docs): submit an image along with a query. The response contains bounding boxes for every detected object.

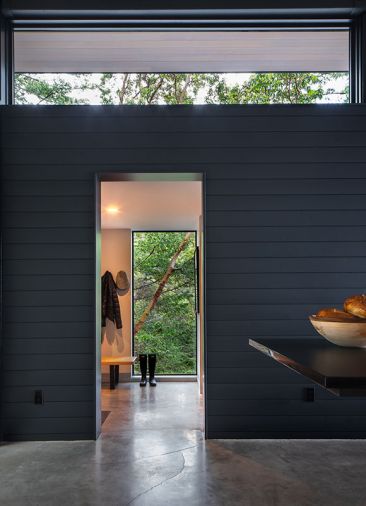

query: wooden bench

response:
[102,356,137,390]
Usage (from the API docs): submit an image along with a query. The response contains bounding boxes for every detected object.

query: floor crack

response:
[126,451,186,506]
[132,443,199,464]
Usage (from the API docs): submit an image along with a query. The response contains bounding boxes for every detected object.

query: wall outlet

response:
[34,390,44,405]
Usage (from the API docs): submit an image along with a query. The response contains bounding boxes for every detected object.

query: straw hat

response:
[116,270,130,296]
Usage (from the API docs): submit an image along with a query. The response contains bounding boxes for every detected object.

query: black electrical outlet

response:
[34,390,44,405]
[303,387,315,402]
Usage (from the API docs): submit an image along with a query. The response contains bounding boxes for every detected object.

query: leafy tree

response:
[15,74,87,104]
[134,232,193,336]
[15,71,349,105]
[15,72,217,105]
[205,72,348,104]
[92,73,212,104]
[133,232,197,375]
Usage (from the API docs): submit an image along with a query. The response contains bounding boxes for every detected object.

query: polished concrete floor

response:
[101,381,204,434]
[1,383,366,505]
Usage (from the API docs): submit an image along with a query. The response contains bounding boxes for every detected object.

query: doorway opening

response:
[96,173,205,439]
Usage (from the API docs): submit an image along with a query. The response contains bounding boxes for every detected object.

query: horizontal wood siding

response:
[1,105,366,439]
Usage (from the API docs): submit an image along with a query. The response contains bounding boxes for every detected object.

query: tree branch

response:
[134,232,193,336]
[134,281,193,300]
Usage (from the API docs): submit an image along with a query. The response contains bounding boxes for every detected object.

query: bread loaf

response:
[344,295,366,319]
[316,308,359,321]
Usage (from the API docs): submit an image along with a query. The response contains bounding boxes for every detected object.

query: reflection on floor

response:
[1,383,366,505]
[101,382,204,434]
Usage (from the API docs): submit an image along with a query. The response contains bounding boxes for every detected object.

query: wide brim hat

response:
[116,270,130,296]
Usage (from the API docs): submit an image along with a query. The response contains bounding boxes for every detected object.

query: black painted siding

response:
[3,0,363,17]
[1,105,366,440]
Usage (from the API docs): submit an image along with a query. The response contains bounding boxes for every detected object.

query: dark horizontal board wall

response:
[1,104,366,440]
[3,0,363,16]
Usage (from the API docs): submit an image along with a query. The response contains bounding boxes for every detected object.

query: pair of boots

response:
[139,354,157,387]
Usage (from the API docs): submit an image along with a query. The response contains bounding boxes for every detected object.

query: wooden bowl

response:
[309,315,366,348]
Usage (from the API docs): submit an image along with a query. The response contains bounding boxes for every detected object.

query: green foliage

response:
[134,232,197,375]
[206,72,349,104]
[15,72,349,105]
[86,73,217,105]
[15,74,87,104]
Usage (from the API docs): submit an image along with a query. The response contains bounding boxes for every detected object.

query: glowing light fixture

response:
[105,205,120,215]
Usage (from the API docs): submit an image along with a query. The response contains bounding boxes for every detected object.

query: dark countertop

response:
[249,338,366,397]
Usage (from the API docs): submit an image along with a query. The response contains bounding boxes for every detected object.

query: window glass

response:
[14,72,349,104]
[133,231,197,376]
[14,30,349,104]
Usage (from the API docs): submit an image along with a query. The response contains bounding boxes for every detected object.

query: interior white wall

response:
[101,229,132,377]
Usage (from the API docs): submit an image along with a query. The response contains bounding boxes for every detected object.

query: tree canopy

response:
[133,232,197,375]
[15,72,349,105]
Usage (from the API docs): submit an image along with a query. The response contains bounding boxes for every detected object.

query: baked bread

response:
[344,295,366,319]
[316,308,359,321]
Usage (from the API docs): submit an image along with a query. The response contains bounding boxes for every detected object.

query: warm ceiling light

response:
[105,205,120,215]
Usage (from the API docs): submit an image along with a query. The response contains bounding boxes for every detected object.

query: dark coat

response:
[101,271,122,329]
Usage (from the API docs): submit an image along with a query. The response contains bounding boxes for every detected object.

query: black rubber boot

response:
[139,354,148,387]
[148,354,157,387]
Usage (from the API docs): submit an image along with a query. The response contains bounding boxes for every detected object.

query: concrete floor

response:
[1,383,366,505]
[101,381,204,434]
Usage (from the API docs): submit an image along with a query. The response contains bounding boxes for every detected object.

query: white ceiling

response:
[101,181,202,230]
[15,30,349,73]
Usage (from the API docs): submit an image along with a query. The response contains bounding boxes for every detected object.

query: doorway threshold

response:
[131,375,197,382]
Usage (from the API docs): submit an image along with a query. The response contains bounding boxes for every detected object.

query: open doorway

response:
[96,174,205,438]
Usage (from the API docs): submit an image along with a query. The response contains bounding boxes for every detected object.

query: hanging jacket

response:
[101,271,122,329]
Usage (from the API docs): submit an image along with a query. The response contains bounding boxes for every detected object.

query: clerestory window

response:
[13,30,350,105]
